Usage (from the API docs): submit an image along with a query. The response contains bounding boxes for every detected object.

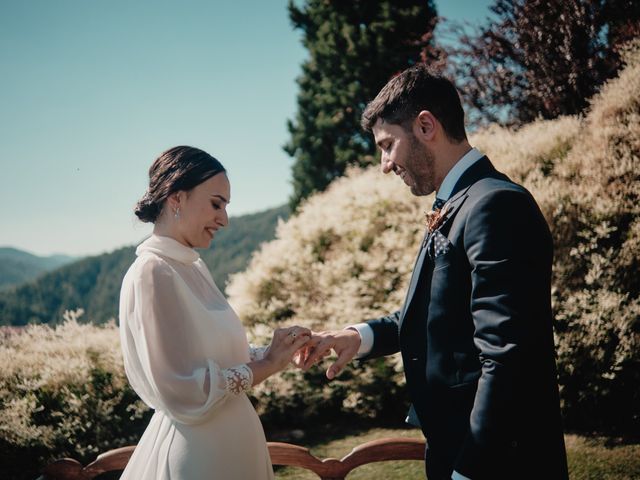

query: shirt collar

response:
[436,147,484,201]
[136,234,200,264]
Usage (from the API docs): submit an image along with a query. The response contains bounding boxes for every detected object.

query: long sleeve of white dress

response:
[118,234,274,479]
[121,255,252,425]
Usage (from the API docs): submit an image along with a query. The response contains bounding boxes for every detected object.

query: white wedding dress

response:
[118,234,274,479]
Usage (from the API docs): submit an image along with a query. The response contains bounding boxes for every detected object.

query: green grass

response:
[565,434,640,480]
[271,427,640,479]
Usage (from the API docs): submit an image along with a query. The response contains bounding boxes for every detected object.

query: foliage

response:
[448,0,640,127]
[228,168,423,331]
[459,40,640,433]
[1,40,638,480]
[0,248,76,292]
[230,42,640,434]
[0,246,135,327]
[0,310,151,480]
[284,0,442,209]
[0,205,288,326]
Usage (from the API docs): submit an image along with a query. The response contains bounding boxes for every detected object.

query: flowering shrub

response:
[224,164,423,428]
[1,42,638,479]
[230,41,640,434]
[475,41,640,432]
[0,310,151,480]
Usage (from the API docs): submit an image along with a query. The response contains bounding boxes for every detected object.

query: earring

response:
[174,207,180,220]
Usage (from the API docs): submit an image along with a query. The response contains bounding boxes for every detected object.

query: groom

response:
[301,65,569,479]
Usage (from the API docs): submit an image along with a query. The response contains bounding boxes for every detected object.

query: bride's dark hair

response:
[135,146,226,223]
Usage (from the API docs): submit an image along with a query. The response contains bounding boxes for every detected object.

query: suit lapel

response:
[399,194,468,326]
[399,232,430,323]
[398,156,497,328]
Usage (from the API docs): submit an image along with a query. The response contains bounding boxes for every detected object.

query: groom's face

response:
[372,119,437,196]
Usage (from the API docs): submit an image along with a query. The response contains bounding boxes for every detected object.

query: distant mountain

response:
[0,248,77,291]
[0,205,289,326]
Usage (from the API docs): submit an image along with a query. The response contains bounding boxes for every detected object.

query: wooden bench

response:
[40,437,426,480]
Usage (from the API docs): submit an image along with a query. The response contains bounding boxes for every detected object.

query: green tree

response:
[285,0,440,209]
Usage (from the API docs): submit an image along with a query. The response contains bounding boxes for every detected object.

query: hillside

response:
[0,248,76,291]
[0,205,289,326]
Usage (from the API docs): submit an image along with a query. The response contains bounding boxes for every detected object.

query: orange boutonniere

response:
[425,203,450,233]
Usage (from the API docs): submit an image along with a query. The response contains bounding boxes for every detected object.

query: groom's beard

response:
[405,134,437,197]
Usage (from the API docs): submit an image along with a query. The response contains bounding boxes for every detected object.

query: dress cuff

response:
[346,323,374,358]
[221,364,253,395]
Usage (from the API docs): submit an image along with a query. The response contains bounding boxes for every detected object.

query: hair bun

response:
[134,197,161,223]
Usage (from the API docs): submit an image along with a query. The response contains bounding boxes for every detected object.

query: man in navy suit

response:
[302,64,569,479]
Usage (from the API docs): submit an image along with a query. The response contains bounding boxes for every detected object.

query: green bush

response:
[229,41,640,435]
[0,43,637,480]
[0,310,151,480]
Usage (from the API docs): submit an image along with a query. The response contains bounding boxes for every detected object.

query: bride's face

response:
[173,173,230,249]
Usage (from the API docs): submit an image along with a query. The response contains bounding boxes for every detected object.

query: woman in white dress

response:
[119,146,310,479]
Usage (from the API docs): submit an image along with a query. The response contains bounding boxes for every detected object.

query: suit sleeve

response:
[454,187,553,475]
[361,309,402,359]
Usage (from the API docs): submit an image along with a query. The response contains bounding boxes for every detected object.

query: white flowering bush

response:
[228,166,424,330]
[1,45,638,479]
[226,166,425,426]
[476,41,640,432]
[230,41,640,434]
[0,310,150,480]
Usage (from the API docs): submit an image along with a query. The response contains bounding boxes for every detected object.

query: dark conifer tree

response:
[285,0,440,208]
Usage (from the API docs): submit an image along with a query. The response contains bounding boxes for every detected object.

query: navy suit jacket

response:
[363,157,568,479]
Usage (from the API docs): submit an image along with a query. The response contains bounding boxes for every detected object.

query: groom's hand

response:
[301,329,361,380]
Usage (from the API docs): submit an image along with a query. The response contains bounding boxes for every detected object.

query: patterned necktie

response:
[432,197,446,211]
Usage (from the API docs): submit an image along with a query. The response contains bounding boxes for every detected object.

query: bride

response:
[119,146,310,479]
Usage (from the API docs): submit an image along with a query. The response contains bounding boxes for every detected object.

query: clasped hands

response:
[292,329,361,380]
[264,327,361,380]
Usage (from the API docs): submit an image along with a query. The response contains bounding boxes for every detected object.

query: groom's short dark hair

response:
[361,64,467,143]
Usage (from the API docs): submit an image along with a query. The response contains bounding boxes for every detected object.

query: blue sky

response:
[1,0,493,257]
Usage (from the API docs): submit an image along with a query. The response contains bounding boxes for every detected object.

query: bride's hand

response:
[264,326,311,373]
[291,332,331,369]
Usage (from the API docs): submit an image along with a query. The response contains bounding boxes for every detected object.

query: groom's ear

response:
[413,110,437,142]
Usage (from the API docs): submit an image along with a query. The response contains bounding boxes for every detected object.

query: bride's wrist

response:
[247,358,280,386]
[260,357,279,375]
